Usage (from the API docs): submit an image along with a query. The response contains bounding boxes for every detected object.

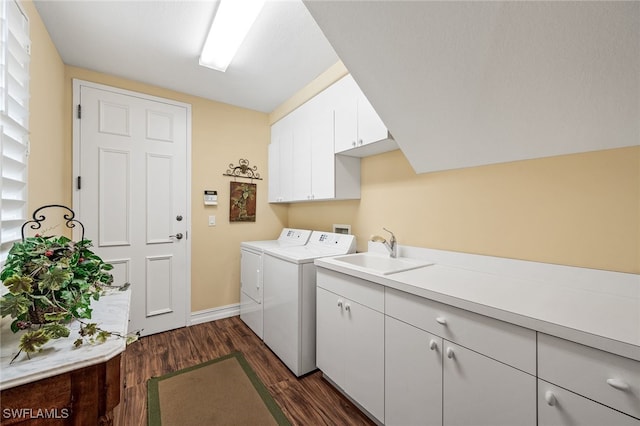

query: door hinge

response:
[77,104,81,119]
[77,176,81,190]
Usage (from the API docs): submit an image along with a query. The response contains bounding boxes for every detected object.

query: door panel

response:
[344,299,384,422]
[385,316,443,426]
[316,287,345,383]
[98,148,130,246]
[75,81,190,337]
[443,341,536,426]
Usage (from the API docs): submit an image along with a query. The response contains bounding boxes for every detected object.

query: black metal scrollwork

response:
[223,158,262,180]
[21,205,85,241]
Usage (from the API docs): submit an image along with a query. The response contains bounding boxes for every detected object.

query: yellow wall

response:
[23,1,67,212]
[288,147,640,273]
[285,63,640,274]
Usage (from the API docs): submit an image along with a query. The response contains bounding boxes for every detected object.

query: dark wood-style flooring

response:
[114,316,375,425]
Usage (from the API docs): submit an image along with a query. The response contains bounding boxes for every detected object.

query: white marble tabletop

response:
[0,289,131,390]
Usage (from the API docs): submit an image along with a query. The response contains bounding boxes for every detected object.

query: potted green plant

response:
[0,234,128,361]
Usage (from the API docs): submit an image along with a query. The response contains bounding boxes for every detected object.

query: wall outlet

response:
[208,215,216,226]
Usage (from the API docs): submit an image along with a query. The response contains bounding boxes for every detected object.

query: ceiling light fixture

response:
[199,0,266,72]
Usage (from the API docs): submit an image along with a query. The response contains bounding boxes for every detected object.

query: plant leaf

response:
[19,329,50,353]
[0,294,31,318]
[97,330,111,343]
[3,275,33,294]
[42,323,70,339]
[43,311,67,321]
[38,268,72,291]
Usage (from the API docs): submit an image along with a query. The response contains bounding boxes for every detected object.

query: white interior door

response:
[73,80,191,337]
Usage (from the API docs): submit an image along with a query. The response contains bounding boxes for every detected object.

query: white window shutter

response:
[0,0,30,264]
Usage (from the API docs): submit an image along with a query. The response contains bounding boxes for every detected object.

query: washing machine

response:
[262,231,356,376]
[240,228,312,339]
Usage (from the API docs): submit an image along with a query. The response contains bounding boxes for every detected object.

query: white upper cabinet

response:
[268,75,361,204]
[268,118,293,203]
[332,75,397,157]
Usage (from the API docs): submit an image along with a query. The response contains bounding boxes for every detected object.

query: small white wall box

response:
[204,190,218,205]
[333,224,351,235]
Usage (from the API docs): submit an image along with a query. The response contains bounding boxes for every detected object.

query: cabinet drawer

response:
[539,380,640,426]
[538,333,640,419]
[317,268,384,312]
[385,287,536,374]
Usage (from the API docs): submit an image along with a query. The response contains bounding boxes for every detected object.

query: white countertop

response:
[315,247,640,362]
[0,289,131,390]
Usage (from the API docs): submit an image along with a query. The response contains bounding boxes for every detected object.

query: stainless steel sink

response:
[332,253,433,275]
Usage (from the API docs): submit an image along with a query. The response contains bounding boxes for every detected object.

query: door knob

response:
[545,391,557,406]
[606,378,630,391]
[446,347,455,359]
[169,233,183,240]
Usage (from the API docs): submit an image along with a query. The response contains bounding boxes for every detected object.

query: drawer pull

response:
[545,391,557,406]
[606,378,630,391]
[429,339,437,351]
[436,317,447,325]
[345,303,351,312]
[446,347,455,359]
[337,299,343,308]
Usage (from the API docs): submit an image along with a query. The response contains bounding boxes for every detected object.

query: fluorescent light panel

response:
[199,0,266,72]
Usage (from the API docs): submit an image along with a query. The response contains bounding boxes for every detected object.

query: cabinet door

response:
[309,87,336,200]
[278,118,293,202]
[443,341,536,426]
[316,287,345,385]
[333,75,358,153]
[356,90,388,147]
[386,316,443,426]
[344,299,385,423]
[291,107,312,201]
[538,380,640,426]
[267,139,280,203]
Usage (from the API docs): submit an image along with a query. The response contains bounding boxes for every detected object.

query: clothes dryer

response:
[240,228,312,339]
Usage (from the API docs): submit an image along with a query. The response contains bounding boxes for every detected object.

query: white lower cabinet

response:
[442,340,536,426]
[538,380,640,426]
[385,316,443,426]
[538,333,640,425]
[318,268,638,426]
[316,274,385,423]
[385,316,535,426]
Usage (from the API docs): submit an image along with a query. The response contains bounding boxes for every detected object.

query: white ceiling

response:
[33,0,339,113]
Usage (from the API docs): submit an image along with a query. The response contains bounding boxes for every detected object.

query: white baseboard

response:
[190,303,240,325]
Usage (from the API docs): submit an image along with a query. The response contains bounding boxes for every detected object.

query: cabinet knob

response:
[446,347,455,359]
[545,391,557,406]
[606,378,630,391]
[358,139,363,146]
[352,141,356,147]
[337,299,343,308]
[345,303,351,312]
[436,317,447,325]
[429,340,437,351]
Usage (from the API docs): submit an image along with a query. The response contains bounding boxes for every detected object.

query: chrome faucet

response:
[371,228,398,258]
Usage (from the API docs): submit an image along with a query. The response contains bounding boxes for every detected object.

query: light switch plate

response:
[208,215,216,226]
